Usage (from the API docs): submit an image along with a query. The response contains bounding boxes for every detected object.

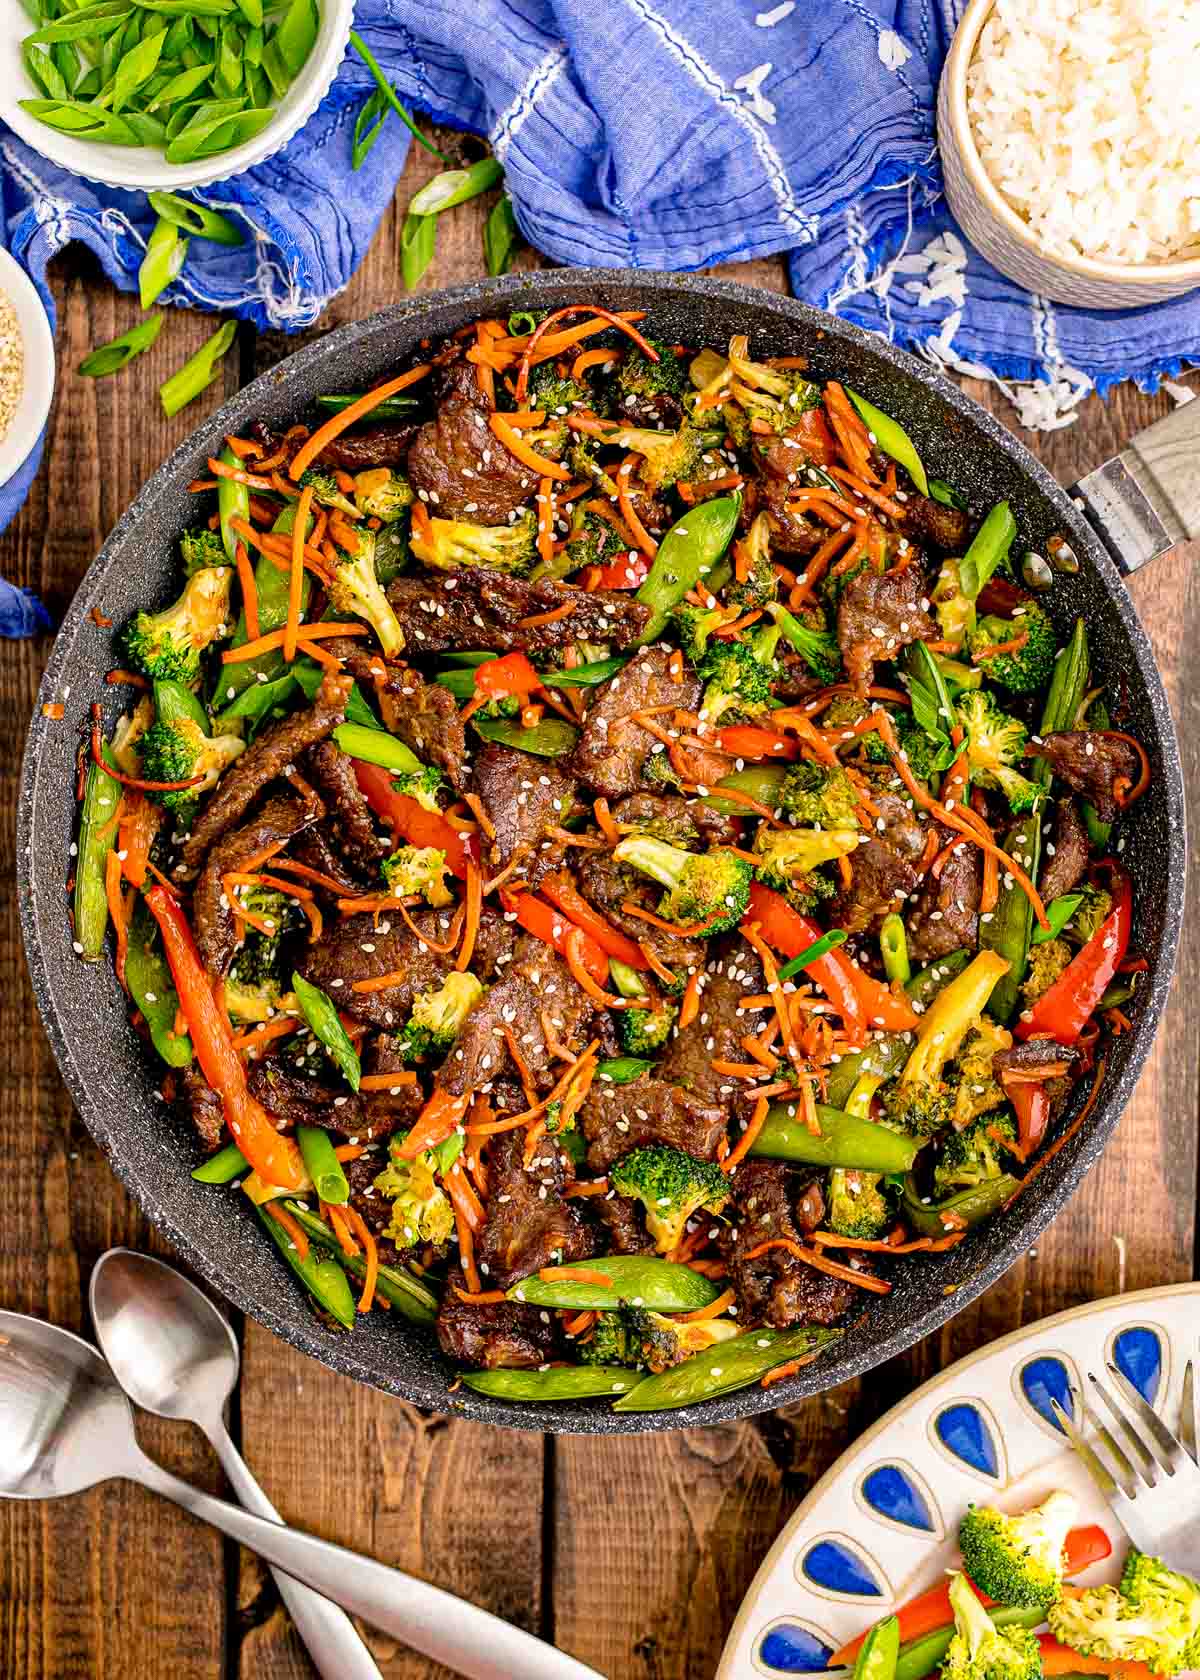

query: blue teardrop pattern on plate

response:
[860,1463,939,1534]
[1110,1326,1163,1405]
[1018,1354,1077,1433]
[799,1536,886,1598]
[756,1620,834,1673]
[933,1401,1002,1480]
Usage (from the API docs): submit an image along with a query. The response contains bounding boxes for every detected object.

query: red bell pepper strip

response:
[500,888,610,985]
[540,872,649,970]
[1017,862,1132,1045]
[714,726,799,761]
[584,553,651,591]
[351,758,474,879]
[144,885,305,1191]
[743,883,919,1043]
[473,651,541,700]
[829,1525,1112,1666]
[1008,1079,1050,1154]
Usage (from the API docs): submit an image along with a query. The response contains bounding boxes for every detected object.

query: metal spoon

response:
[0,1308,604,1680]
[89,1248,381,1680]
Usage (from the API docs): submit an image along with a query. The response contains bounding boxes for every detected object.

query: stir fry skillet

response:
[68,298,1153,1416]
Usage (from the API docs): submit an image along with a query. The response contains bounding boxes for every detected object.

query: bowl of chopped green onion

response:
[0,0,354,191]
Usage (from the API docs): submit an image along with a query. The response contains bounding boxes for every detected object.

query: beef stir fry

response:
[72,304,1151,1413]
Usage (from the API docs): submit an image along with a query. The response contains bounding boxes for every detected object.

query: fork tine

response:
[1181,1360,1197,1465]
[1050,1394,1134,1501]
[1078,1389,1142,1498]
[1087,1374,1160,1485]
[1104,1364,1186,1475]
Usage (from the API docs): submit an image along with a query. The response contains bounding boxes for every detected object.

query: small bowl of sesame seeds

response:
[0,246,55,494]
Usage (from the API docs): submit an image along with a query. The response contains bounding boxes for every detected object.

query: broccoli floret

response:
[1067,884,1113,945]
[934,1112,1016,1198]
[957,1489,1078,1610]
[580,1304,739,1372]
[567,435,619,497]
[1022,937,1072,1006]
[179,527,228,575]
[728,512,779,610]
[381,845,452,908]
[825,693,892,764]
[615,340,689,416]
[1049,1585,1193,1673]
[411,508,537,577]
[778,762,862,829]
[1120,1550,1200,1669]
[887,952,1011,1137]
[139,713,246,820]
[641,751,684,794]
[896,713,957,781]
[392,765,445,815]
[957,690,1043,815]
[932,558,977,651]
[397,972,484,1066]
[697,629,779,725]
[225,885,301,1023]
[610,420,724,493]
[752,827,854,911]
[298,468,359,517]
[968,603,1057,695]
[579,1309,645,1367]
[950,1017,1014,1129]
[613,834,752,934]
[352,468,414,523]
[672,601,739,663]
[373,1134,455,1249]
[555,504,630,580]
[609,1146,731,1253]
[768,601,843,686]
[941,1572,1043,1680]
[619,993,679,1056]
[528,361,591,416]
[880,1081,956,1138]
[725,335,821,434]
[325,526,405,658]
[123,566,234,687]
[828,1168,891,1239]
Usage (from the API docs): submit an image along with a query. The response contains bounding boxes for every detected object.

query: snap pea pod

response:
[216,438,248,563]
[701,763,787,817]
[750,1103,920,1173]
[332,721,421,774]
[257,1203,357,1331]
[846,389,928,497]
[958,502,1017,601]
[462,1366,638,1403]
[894,1604,1043,1680]
[902,1172,1021,1238]
[635,495,740,644]
[537,656,628,688]
[192,1141,249,1182]
[1033,892,1086,946]
[904,948,971,1011]
[854,1616,899,1680]
[73,742,121,962]
[824,1037,910,1112]
[509,1255,721,1313]
[296,1125,349,1205]
[879,914,910,985]
[435,667,479,699]
[472,716,580,758]
[1080,694,1112,845]
[613,1325,841,1413]
[315,392,422,420]
[291,972,361,1091]
[125,901,192,1067]
[286,1202,439,1323]
[292,659,378,728]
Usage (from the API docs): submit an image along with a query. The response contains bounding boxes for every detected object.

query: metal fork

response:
[1049,1354,1200,1576]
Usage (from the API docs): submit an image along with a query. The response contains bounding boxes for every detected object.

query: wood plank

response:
[0,246,241,1680]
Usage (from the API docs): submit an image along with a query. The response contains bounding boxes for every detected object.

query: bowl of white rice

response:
[937,0,1200,308]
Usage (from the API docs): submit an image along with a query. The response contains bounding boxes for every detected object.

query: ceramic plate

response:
[719,1282,1200,1678]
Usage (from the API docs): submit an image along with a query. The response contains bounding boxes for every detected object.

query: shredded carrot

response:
[220,620,368,664]
[104,849,131,989]
[513,308,655,402]
[207,456,274,491]
[744,1237,892,1293]
[537,1266,613,1287]
[455,860,483,972]
[618,900,725,937]
[336,1204,377,1311]
[357,1070,420,1089]
[289,367,431,481]
[323,1201,359,1257]
[446,1159,485,1228]
[265,1201,310,1261]
[676,1287,736,1323]
[563,1178,611,1198]
[397,1088,471,1160]
[283,484,313,662]
[972,630,1029,663]
[231,540,261,644]
[638,941,680,989]
[489,412,571,479]
[455,1286,507,1305]
[1100,730,1152,807]
[105,668,150,689]
[723,1096,770,1172]
[678,970,702,1030]
[760,1358,807,1389]
[229,1015,300,1053]
[562,1309,599,1338]
[42,701,64,720]
[518,597,578,630]
[502,1024,540,1109]
[572,347,618,379]
[616,455,658,556]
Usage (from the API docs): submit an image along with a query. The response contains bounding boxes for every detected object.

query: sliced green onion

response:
[484,192,518,276]
[777,928,848,981]
[351,86,388,170]
[401,210,436,290]
[348,29,446,159]
[78,313,163,378]
[139,216,188,310]
[159,319,236,418]
[408,157,503,217]
[192,1141,249,1183]
[148,189,244,244]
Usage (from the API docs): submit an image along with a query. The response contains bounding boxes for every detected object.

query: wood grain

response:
[0,116,1197,1680]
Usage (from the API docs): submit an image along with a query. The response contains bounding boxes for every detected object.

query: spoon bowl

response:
[89,1248,239,1426]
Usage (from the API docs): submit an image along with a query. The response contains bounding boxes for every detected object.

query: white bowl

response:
[938,0,1200,309]
[0,0,354,192]
[0,247,55,494]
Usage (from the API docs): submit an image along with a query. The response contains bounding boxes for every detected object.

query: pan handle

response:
[1069,398,1200,576]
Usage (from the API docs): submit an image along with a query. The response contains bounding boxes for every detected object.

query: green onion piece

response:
[24,41,69,97]
[928,478,967,510]
[348,30,446,159]
[959,501,1017,601]
[484,192,519,276]
[596,1056,654,1085]
[292,971,362,1092]
[26,4,132,45]
[879,914,910,985]
[351,86,388,170]
[18,97,141,143]
[192,1141,249,1182]
[333,720,421,773]
[78,312,163,377]
[148,188,243,244]
[139,216,188,310]
[296,1125,350,1205]
[271,0,316,74]
[777,929,848,981]
[233,0,261,25]
[159,318,236,418]
[409,157,503,217]
[165,105,275,164]
[1032,892,1085,945]
[107,21,164,109]
[845,387,929,497]
[401,210,436,290]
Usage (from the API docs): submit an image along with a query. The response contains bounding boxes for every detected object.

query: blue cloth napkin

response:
[3,0,1198,633]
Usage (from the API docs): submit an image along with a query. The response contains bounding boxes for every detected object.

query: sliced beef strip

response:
[407,384,538,524]
[568,647,701,799]
[176,674,350,879]
[719,1160,866,1329]
[372,665,470,793]
[388,568,650,656]
[305,740,387,877]
[345,1149,393,1237]
[359,1037,426,1140]
[180,1065,224,1153]
[591,1193,654,1255]
[828,789,926,936]
[247,1059,365,1134]
[580,1078,728,1175]
[750,415,839,558]
[670,736,736,788]
[437,1265,559,1370]
[610,791,739,849]
[290,824,366,893]
[1038,795,1091,906]
[837,564,938,697]
[575,848,706,978]
[476,1129,594,1289]
[657,937,767,1111]
[906,836,982,963]
[896,490,972,554]
[994,1040,1081,1078]
[300,910,450,1030]
[314,422,418,472]
[472,743,576,884]
[752,475,827,559]
[193,793,321,976]
[1032,731,1142,824]
[472,903,521,980]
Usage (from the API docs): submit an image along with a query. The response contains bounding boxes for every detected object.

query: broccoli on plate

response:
[941,1572,1043,1680]
[957,1488,1078,1610]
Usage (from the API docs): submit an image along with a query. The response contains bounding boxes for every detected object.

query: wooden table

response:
[2,125,1198,1680]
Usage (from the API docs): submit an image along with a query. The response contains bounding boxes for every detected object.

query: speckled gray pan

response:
[17,271,1186,1435]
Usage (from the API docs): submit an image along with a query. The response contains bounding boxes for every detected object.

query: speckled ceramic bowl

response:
[18,271,1186,1434]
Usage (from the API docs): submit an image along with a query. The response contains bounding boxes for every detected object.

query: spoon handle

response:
[130,1452,605,1680]
[206,1421,383,1680]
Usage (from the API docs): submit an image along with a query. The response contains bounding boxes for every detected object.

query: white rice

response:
[966,0,1200,266]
